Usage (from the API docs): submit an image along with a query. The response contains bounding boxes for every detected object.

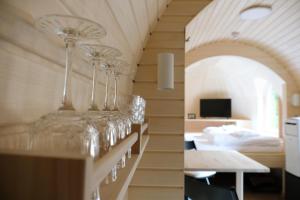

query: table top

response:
[185,150,270,173]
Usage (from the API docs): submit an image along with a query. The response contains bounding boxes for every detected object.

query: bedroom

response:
[1,0,300,199]
[184,55,287,200]
[184,1,300,200]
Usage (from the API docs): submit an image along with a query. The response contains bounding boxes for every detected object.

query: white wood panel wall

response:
[129,0,212,199]
[0,0,169,125]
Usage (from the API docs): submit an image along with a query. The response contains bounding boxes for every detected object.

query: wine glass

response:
[91,187,101,200]
[78,44,127,182]
[121,95,146,158]
[105,59,136,162]
[78,43,122,156]
[113,72,133,137]
[130,95,146,124]
[30,15,106,157]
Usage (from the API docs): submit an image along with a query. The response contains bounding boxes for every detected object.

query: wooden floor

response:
[245,192,283,200]
[212,172,284,200]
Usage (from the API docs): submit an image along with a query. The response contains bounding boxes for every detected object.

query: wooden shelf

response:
[100,135,149,200]
[0,122,150,200]
[141,122,149,136]
[87,132,139,197]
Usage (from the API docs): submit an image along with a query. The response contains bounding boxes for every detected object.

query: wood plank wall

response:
[0,0,170,125]
[129,1,212,199]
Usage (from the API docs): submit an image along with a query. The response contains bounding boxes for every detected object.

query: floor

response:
[185,170,284,199]
[245,192,283,200]
[214,172,284,200]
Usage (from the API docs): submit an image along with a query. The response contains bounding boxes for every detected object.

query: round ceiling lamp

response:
[231,31,240,39]
[240,5,272,20]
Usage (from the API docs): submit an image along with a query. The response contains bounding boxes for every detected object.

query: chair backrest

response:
[185,176,239,200]
[229,188,239,200]
[185,140,196,150]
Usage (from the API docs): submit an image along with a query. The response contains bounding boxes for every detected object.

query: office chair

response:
[184,140,216,185]
[185,175,239,200]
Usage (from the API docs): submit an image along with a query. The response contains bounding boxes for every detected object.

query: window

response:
[255,78,279,136]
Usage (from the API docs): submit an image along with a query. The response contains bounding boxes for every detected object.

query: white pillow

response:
[230,130,259,138]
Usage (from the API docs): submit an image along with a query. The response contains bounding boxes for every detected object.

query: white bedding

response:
[185,125,284,153]
[193,140,283,152]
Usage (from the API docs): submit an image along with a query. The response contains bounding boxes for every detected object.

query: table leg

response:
[282,168,285,197]
[236,171,244,200]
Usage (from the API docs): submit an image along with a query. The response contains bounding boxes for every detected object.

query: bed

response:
[185,125,286,193]
[185,125,285,169]
[185,125,285,174]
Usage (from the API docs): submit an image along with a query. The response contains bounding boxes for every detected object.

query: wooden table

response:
[185,150,270,200]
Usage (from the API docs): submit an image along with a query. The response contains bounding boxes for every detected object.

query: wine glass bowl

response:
[30,111,100,157]
[130,95,146,124]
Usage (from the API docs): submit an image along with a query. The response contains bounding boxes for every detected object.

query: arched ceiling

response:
[185,56,285,120]
[2,0,172,94]
[185,56,286,132]
[186,56,285,89]
[185,0,300,87]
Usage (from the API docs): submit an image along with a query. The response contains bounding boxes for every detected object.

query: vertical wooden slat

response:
[0,154,85,200]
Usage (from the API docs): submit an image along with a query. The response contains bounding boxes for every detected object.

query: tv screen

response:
[200,99,231,118]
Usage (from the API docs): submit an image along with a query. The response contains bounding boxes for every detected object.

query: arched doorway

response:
[185,55,286,137]
[185,41,300,118]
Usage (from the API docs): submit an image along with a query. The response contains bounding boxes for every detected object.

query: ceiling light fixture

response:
[231,31,240,39]
[240,5,272,20]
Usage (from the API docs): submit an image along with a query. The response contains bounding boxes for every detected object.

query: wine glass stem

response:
[60,38,75,110]
[112,165,117,182]
[103,70,110,110]
[113,74,119,110]
[89,60,99,111]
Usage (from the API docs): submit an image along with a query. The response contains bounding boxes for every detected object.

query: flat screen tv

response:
[200,99,231,118]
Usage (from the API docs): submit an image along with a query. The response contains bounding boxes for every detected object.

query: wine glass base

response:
[36,14,106,41]
[79,44,122,61]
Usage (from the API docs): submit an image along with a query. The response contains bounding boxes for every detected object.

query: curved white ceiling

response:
[186,0,300,87]
[186,56,285,87]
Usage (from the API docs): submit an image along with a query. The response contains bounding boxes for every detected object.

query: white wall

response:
[185,56,286,134]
